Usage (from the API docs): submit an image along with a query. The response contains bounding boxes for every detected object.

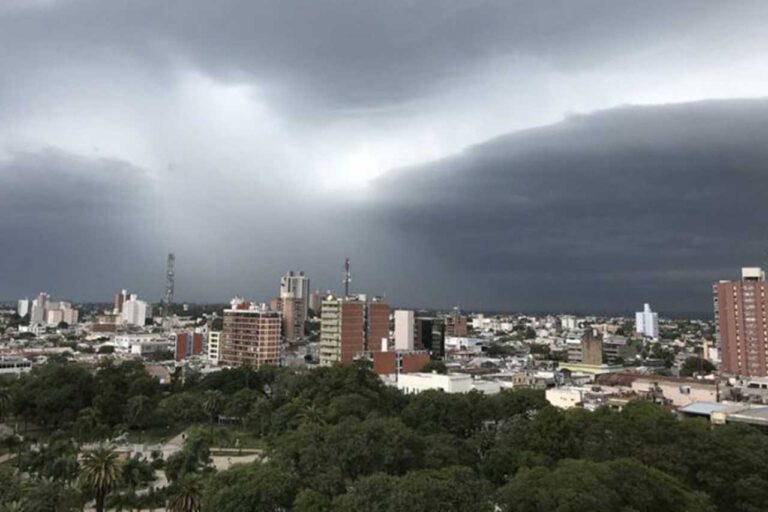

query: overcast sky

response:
[1,1,767,313]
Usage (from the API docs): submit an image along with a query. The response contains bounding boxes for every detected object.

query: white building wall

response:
[394,310,415,351]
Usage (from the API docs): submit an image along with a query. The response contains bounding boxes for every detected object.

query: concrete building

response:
[175,332,204,361]
[309,290,323,315]
[281,296,306,341]
[17,298,29,318]
[397,372,500,394]
[320,295,389,365]
[122,294,149,326]
[632,376,719,408]
[581,329,603,365]
[445,308,468,337]
[394,310,415,351]
[320,295,365,365]
[208,330,221,362]
[714,267,768,377]
[280,271,310,312]
[415,317,445,358]
[113,289,130,314]
[367,297,390,353]
[220,299,282,368]
[635,303,659,338]
[373,350,430,376]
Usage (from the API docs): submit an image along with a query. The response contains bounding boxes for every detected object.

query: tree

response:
[13,361,95,429]
[167,474,203,512]
[202,390,225,433]
[0,386,13,422]
[420,360,447,374]
[126,395,151,441]
[496,458,714,512]
[79,446,122,512]
[203,463,299,512]
[680,357,716,377]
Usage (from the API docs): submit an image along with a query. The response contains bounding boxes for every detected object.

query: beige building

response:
[632,376,719,408]
[714,267,768,377]
[220,300,282,368]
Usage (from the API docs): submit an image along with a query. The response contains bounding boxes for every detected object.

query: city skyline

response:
[2,2,768,312]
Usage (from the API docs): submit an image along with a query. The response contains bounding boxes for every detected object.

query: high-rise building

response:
[415,317,445,358]
[580,329,603,365]
[367,297,390,353]
[280,271,310,311]
[320,295,390,365]
[122,294,149,326]
[445,308,468,337]
[114,289,130,314]
[175,332,204,361]
[714,267,768,377]
[207,330,222,362]
[635,303,659,338]
[17,299,29,318]
[320,295,365,365]
[282,296,306,341]
[394,310,415,351]
[220,299,282,368]
[309,290,323,315]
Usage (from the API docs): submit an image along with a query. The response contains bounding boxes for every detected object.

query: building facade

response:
[714,267,768,377]
[220,300,282,367]
[445,308,468,337]
[635,303,659,338]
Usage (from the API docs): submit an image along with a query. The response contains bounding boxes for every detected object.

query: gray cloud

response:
[1,2,767,314]
[363,99,768,313]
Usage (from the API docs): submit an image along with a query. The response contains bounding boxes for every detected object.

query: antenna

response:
[343,257,351,297]
[163,253,175,318]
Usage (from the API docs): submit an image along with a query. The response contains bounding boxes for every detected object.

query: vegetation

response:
[1,359,768,511]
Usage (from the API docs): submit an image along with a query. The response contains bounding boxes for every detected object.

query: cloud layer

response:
[1,1,767,313]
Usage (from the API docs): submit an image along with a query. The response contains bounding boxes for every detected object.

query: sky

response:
[1,0,767,314]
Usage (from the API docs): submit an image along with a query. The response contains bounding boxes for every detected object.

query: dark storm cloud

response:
[0,149,164,300]
[363,99,768,313]
[2,0,765,113]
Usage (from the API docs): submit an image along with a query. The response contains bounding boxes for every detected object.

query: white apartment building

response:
[635,303,659,338]
[208,330,221,362]
[397,372,501,394]
[394,310,415,351]
[122,294,149,326]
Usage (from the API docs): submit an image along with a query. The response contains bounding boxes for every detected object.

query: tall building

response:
[581,329,604,365]
[280,271,310,309]
[220,299,282,368]
[282,296,306,340]
[445,308,468,337]
[367,297,390,353]
[207,330,222,362]
[175,332,204,361]
[320,295,365,365]
[635,303,659,338]
[320,295,391,365]
[114,289,130,314]
[17,299,29,318]
[309,290,323,315]
[394,310,415,351]
[415,317,445,358]
[122,294,149,326]
[714,267,768,377]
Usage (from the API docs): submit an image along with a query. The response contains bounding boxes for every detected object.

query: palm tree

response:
[126,395,150,443]
[167,474,203,512]
[0,386,13,422]
[202,391,224,434]
[79,446,122,512]
[0,501,25,512]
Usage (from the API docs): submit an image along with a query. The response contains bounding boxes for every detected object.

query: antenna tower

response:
[163,253,175,317]
[343,257,351,297]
